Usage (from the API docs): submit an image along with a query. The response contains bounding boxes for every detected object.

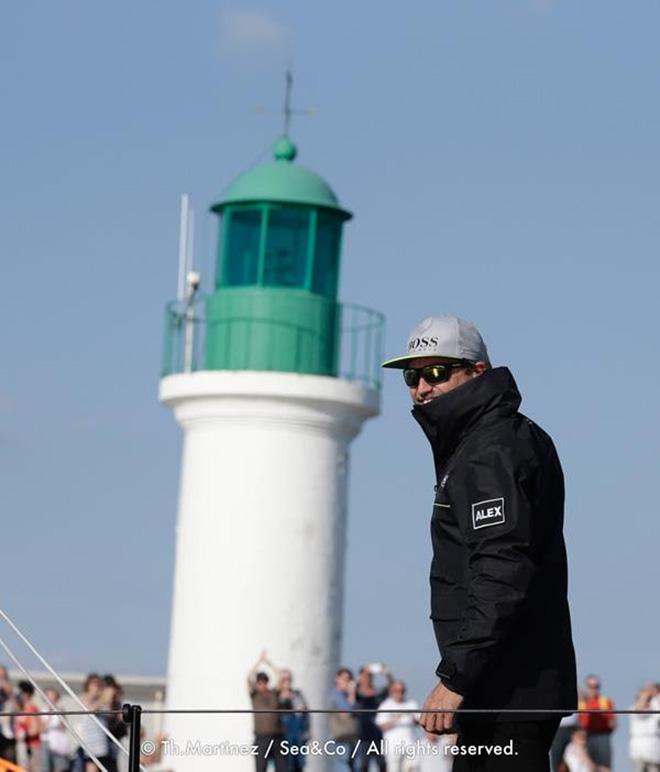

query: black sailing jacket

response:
[412,367,577,722]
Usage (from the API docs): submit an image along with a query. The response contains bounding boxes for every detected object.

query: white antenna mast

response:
[186,206,195,280]
[183,200,200,373]
[177,193,190,302]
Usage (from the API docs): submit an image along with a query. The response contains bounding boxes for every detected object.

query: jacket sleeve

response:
[435,447,540,696]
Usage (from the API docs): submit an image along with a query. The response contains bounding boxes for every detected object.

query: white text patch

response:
[472,497,505,530]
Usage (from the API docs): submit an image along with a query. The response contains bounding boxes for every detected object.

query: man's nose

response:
[416,377,433,397]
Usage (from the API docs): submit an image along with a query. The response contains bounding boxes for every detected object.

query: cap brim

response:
[381,353,471,369]
[381,354,421,369]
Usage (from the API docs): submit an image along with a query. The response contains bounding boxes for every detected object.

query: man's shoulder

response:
[462,410,559,467]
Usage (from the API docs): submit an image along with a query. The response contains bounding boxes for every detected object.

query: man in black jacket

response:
[383,315,577,772]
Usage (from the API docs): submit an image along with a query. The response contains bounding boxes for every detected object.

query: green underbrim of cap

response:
[381,353,466,369]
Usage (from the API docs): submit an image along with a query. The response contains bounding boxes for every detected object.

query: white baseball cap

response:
[382,314,490,368]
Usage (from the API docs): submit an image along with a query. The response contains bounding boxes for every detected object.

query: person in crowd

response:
[276,669,309,771]
[578,675,615,772]
[354,664,392,772]
[101,675,125,772]
[551,705,581,772]
[329,668,358,771]
[375,680,419,772]
[247,651,287,772]
[76,673,111,772]
[42,688,71,772]
[629,682,660,772]
[139,726,167,767]
[0,666,17,763]
[15,681,41,772]
[562,727,606,772]
[419,730,455,772]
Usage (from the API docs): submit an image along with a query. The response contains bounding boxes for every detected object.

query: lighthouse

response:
[159,133,383,770]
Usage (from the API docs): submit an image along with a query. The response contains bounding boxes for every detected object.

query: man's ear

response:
[472,361,488,376]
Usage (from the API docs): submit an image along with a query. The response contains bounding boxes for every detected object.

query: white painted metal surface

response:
[160,370,380,771]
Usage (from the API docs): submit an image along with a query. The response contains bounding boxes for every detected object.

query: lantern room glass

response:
[219,204,342,298]
[263,207,309,288]
[222,208,261,286]
[312,211,341,297]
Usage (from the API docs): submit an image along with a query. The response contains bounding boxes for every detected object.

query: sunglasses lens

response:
[403,362,469,389]
[423,365,449,384]
[403,365,451,387]
[403,369,419,387]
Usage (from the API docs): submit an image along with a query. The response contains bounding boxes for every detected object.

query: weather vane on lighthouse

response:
[281,69,315,137]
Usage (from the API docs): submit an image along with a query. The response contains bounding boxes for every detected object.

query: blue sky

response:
[2,1,659,767]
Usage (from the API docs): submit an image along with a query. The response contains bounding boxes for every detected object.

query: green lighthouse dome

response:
[211,137,352,219]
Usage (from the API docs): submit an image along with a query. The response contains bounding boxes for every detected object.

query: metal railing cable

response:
[3,708,660,716]
[0,608,148,772]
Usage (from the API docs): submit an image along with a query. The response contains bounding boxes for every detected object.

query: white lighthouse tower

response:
[159,134,383,770]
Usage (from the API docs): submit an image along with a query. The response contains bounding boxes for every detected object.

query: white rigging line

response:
[0,607,147,772]
[0,631,109,772]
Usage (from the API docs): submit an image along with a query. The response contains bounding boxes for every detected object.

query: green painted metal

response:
[304,209,318,291]
[205,287,338,374]
[162,297,385,390]
[273,136,297,161]
[211,138,352,220]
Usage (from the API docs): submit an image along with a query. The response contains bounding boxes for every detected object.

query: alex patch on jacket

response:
[472,497,505,530]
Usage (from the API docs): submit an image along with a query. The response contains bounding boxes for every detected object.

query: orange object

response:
[578,695,615,733]
[0,759,27,772]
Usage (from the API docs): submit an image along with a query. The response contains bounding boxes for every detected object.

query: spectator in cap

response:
[382,314,577,772]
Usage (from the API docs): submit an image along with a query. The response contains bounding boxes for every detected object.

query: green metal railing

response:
[161,297,385,390]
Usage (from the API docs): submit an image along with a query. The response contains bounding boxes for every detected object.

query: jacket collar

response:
[412,366,522,463]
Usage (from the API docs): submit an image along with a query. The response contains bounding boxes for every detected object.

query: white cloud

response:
[219,7,293,63]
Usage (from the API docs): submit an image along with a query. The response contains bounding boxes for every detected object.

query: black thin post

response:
[122,703,142,772]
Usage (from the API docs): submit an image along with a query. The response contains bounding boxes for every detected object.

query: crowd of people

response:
[2,661,658,772]
[0,667,147,772]
[550,675,660,772]
[247,657,660,772]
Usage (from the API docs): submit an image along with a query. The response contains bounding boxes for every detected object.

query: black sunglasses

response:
[403,361,471,388]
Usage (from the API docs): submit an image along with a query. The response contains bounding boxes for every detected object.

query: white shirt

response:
[45,714,70,757]
[563,741,596,772]
[629,695,660,764]
[375,698,419,748]
[76,714,109,758]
